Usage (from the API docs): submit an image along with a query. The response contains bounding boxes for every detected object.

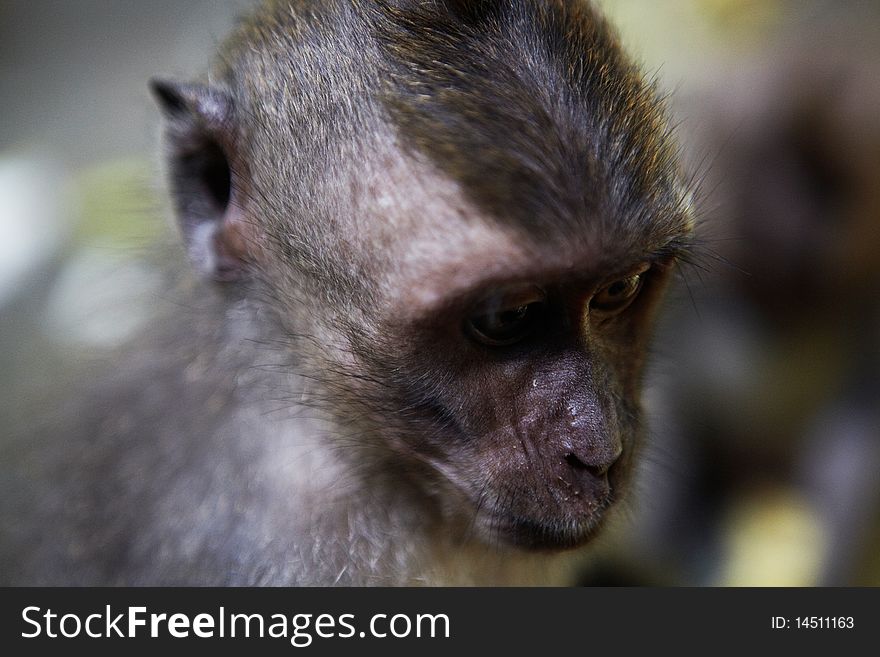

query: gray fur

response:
[1,0,692,585]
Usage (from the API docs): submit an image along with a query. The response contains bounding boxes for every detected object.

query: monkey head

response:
[152,0,693,552]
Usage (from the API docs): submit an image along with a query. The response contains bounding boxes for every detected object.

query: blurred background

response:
[1,0,878,585]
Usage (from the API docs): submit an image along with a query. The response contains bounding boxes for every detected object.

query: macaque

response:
[1,0,692,585]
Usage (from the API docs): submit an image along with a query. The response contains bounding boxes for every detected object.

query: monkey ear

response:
[149,78,250,283]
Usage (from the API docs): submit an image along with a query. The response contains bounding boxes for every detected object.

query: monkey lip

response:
[483,494,615,552]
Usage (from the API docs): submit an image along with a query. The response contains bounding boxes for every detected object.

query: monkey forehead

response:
[357,145,677,316]
[356,140,543,271]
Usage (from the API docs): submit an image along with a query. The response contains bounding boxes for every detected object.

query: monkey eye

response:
[590,266,649,314]
[465,286,546,347]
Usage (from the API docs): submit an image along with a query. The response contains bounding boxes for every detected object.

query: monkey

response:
[0,0,693,586]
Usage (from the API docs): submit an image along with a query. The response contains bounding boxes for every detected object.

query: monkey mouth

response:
[483,494,615,551]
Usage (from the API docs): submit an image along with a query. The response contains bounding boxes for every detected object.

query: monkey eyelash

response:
[464,287,548,348]
[589,273,646,314]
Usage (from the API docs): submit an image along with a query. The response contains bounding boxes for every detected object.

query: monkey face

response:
[325,182,684,552]
[150,0,693,557]
[383,261,673,550]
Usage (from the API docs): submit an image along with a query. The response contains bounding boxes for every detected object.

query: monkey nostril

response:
[564,452,614,477]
